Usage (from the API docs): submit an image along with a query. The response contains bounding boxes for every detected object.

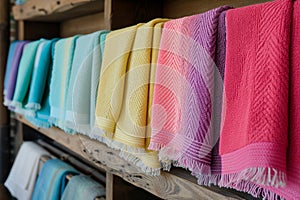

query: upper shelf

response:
[12,0,104,21]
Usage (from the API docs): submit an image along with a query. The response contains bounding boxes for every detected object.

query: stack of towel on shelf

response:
[3,0,300,199]
[5,142,105,200]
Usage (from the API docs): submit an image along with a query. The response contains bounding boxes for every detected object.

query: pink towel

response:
[220,0,292,193]
[149,6,230,185]
[257,1,300,199]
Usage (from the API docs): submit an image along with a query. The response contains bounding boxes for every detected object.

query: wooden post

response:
[106,172,114,200]
[0,0,11,182]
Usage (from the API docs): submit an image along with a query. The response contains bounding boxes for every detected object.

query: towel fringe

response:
[49,118,77,135]
[65,122,91,136]
[90,128,146,154]
[24,109,36,117]
[9,101,22,109]
[28,118,52,129]
[3,98,12,107]
[195,174,221,186]
[119,151,161,176]
[220,167,286,188]
[25,103,41,110]
[159,146,211,177]
[161,160,172,171]
[148,142,166,151]
[221,179,284,200]
[89,130,161,176]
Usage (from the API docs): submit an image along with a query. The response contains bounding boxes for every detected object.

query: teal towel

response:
[10,40,41,114]
[26,39,58,128]
[65,30,109,136]
[61,175,105,200]
[4,41,17,96]
[32,159,79,200]
[49,36,78,134]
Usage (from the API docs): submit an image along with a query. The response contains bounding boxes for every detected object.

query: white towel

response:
[4,142,50,200]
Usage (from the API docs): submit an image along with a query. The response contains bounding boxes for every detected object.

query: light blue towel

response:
[10,40,41,114]
[49,36,78,134]
[61,175,105,200]
[65,30,109,136]
[26,39,58,128]
[32,159,79,200]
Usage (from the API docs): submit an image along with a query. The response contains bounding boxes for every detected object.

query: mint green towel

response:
[65,30,109,136]
[10,40,41,114]
[50,36,78,134]
[26,39,58,128]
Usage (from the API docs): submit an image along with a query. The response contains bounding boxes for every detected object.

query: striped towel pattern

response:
[149,6,230,184]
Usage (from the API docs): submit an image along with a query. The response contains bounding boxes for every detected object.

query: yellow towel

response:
[95,19,168,174]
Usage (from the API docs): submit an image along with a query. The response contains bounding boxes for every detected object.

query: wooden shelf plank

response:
[12,0,104,21]
[15,114,246,200]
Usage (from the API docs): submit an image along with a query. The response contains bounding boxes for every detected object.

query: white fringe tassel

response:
[220,167,286,188]
[25,103,41,110]
[119,151,161,176]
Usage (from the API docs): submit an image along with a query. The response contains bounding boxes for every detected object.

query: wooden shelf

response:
[15,114,248,200]
[12,0,104,21]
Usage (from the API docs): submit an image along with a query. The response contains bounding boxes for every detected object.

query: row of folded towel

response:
[4,0,300,199]
[4,141,105,200]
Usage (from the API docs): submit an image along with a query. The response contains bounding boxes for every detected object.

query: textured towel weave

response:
[4,41,28,107]
[49,36,78,134]
[4,142,50,200]
[32,159,79,200]
[95,24,141,135]
[254,1,300,199]
[94,19,168,174]
[65,31,109,135]
[10,40,41,114]
[149,7,230,184]
[61,175,105,200]
[219,0,292,191]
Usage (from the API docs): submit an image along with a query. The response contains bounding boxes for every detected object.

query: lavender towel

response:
[4,41,29,107]
[4,41,17,96]
[205,10,229,185]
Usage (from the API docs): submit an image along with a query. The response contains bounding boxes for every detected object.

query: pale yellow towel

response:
[94,19,168,174]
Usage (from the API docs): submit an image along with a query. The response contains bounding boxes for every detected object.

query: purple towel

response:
[4,41,29,107]
[205,11,228,185]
